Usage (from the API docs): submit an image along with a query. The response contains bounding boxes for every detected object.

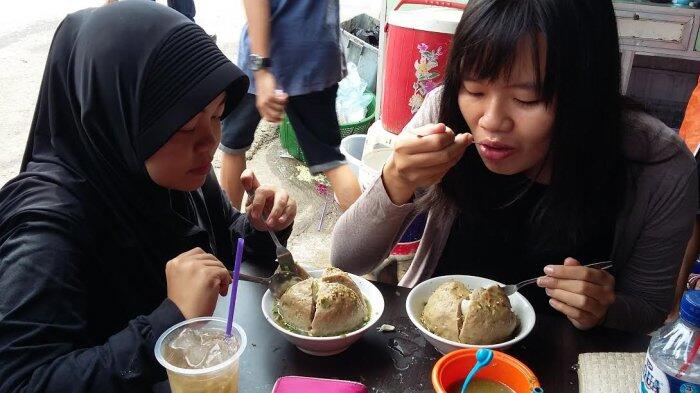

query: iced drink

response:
[155,317,246,393]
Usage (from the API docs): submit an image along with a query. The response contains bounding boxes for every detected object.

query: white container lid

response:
[387,7,463,35]
[366,119,398,147]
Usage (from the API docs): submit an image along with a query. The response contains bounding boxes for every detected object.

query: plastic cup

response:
[432,349,541,393]
[155,317,246,393]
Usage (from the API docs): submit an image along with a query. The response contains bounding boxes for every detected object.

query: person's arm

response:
[672,153,700,316]
[606,163,698,332]
[213,178,293,270]
[331,175,419,275]
[242,0,287,122]
[242,0,270,59]
[383,87,473,205]
[0,219,184,392]
[668,218,700,321]
[229,208,292,269]
[331,88,460,274]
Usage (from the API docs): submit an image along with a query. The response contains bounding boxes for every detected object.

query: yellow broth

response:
[446,378,514,393]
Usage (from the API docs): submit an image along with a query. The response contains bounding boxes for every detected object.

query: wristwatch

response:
[249,54,272,71]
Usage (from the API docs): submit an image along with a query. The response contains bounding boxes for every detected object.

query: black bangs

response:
[456,0,553,102]
[431,0,625,251]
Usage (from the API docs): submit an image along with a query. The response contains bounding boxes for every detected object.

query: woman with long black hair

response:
[0,2,296,391]
[332,0,697,333]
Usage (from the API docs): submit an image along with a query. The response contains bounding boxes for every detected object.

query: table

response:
[215,264,650,392]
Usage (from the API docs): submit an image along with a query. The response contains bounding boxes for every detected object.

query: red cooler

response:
[381,0,465,134]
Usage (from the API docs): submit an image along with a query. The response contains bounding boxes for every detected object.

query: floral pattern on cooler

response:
[409,43,444,114]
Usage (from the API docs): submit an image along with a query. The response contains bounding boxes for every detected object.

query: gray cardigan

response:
[331,88,698,333]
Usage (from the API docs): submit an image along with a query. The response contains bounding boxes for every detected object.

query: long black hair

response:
[424,0,624,248]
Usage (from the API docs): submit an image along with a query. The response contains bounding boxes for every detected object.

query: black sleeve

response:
[605,164,698,332]
[201,173,293,270]
[229,209,293,269]
[224,192,293,270]
[0,219,184,393]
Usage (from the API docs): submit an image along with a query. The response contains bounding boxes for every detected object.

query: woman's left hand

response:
[537,257,616,330]
[240,169,296,232]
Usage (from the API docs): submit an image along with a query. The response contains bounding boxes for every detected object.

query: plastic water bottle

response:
[641,291,700,393]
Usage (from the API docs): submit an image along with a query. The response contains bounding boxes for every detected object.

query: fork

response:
[245,190,308,279]
[239,271,304,299]
[500,260,613,296]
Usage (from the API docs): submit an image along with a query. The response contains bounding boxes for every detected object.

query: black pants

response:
[220,84,346,174]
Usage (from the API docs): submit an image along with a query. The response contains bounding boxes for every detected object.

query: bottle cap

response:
[680,290,700,327]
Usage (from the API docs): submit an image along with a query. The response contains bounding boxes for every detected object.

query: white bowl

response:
[261,270,384,356]
[406,275,536,355]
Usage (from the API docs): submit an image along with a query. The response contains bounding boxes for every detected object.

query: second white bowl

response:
[406,275,536,355]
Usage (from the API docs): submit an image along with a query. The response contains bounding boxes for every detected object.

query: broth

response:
[446,378,515,393]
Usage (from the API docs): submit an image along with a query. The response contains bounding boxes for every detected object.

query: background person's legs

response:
[219,94,260,209]
[220,153,247,209]
[324,164,361,211]
[285,84,361,211]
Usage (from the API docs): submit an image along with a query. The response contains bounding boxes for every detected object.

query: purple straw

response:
[226,237,244,337]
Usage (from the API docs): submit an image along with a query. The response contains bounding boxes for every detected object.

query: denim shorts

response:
[219,84,346,175]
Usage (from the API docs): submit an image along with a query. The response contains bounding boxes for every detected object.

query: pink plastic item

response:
[271,376,368,393]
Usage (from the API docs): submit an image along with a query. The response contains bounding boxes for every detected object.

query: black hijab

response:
[0,4,251,389]
[6,0,248,266]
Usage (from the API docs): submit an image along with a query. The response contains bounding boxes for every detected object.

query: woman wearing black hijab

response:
[0,2,296,391]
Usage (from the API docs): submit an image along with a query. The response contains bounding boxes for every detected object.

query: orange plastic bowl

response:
[432,349,541,393]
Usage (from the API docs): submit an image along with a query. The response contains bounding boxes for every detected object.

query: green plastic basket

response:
[279,94,376,164]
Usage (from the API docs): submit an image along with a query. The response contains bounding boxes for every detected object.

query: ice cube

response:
[167,328,240,369]
[204,341,225,367]
[184,343,208,368]
[169,327,200,350]
[222,335,239,358]
[202,334,238,368]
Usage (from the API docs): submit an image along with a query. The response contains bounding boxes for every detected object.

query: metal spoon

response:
[239,271,305,299]
[459,261,614,316]
[245,190,306,272]
[244,189,309,295]
[499,260,613,296]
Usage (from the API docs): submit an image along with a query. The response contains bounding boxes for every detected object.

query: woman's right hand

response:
[166,248,232,319]
[382,123,472,205]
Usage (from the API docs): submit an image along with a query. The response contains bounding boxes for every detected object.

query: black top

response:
[435,164,614,314]
[0,2,286,392]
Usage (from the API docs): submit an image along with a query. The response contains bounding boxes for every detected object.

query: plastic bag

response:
[351,26,380,47]
[336,62,373,125]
